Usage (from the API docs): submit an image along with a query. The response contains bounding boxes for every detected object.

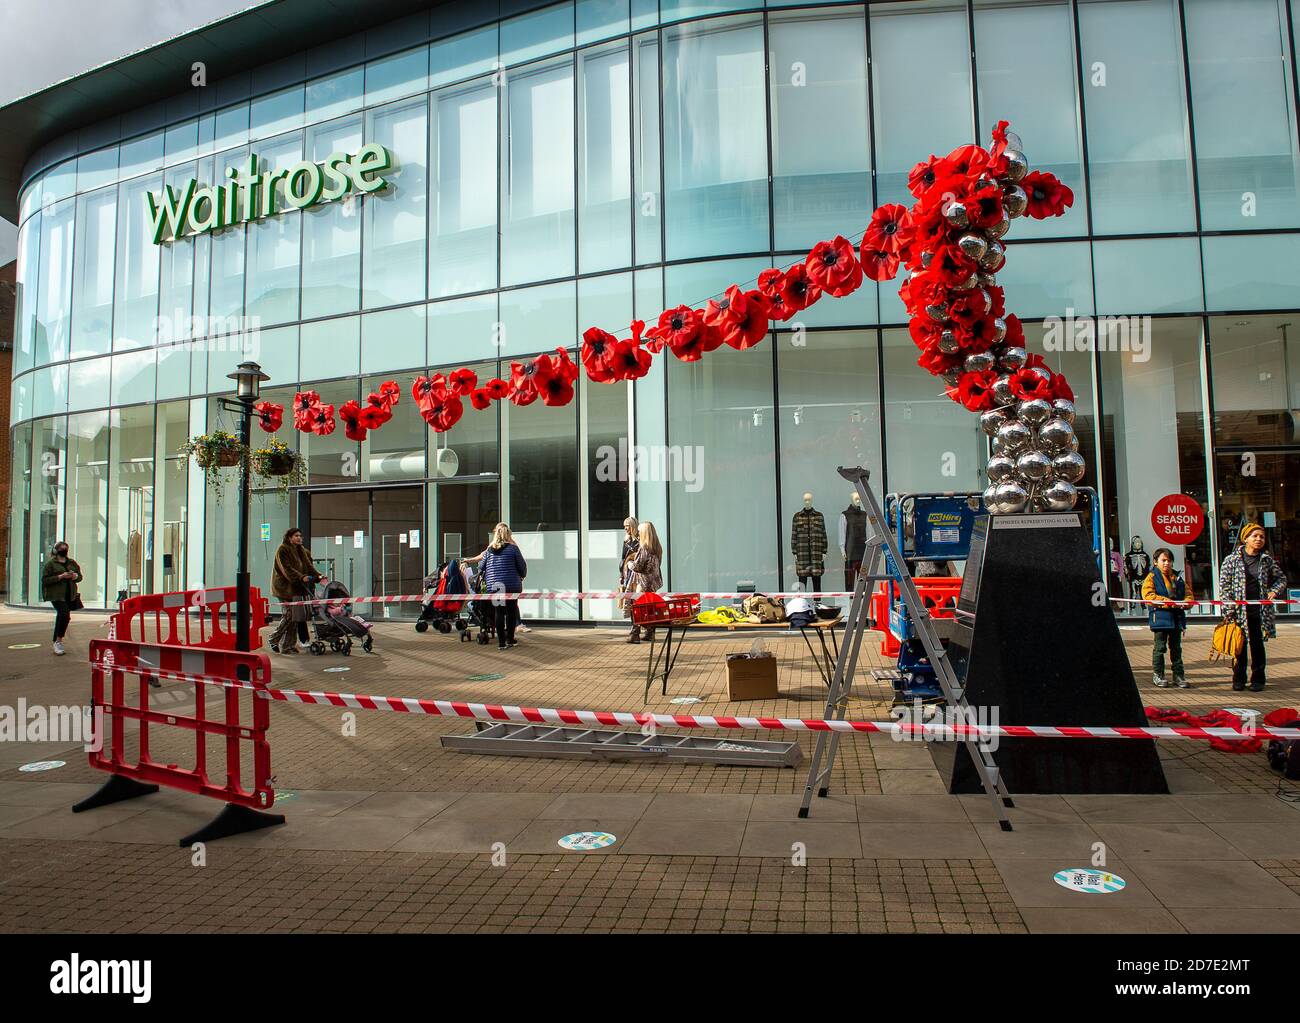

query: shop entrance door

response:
[301,485,424,616]
[432,480,499,569]
[1213,449,1300,590]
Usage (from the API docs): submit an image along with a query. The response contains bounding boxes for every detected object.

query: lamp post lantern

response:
[225,361,269,654]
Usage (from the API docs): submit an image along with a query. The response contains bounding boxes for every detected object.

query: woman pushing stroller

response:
[463,523,527,650]
[269,527,322,655]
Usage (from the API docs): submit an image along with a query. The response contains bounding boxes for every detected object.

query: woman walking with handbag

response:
[269,528,319,655]
[1217,522,1288,691]
[41,541,83,656]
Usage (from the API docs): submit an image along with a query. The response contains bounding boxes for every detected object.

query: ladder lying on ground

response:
[443,721,803,767]
[798,466,1015,830]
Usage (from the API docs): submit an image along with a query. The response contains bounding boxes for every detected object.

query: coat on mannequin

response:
[791,492,828,593]
[839,491,867,590]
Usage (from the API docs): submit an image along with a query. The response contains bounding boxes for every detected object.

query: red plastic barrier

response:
[113,587,269,650]
[871,577,963,656]
[88,637,275,810]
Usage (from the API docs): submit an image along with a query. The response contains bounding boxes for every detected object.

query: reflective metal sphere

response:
[986,212,1011,239]
[1043,480,1079,511]
[965,351,996,374]
[986,454,1017,483]
[926,302,948,322]
[1016,449,1052,482]
[942,368,962,387]
[991,317,1008,343]
[1002,184,1028,217]
[1017,397,1053,427]
[1050,450,1086,483]
[957,233,988,261]
[992,374,1017,406]
[998,346,1028,371]
[992,480,1029,515]
[982,484,999,512]
[995,419,1032,454]
[944,201,969,228]
[1001,149,1029,183]
[1037,417,1076,454]
[976,240,1005,271]
[1051,398,1076,424]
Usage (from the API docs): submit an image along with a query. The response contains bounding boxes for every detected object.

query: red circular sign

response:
[1151,494,1204,545]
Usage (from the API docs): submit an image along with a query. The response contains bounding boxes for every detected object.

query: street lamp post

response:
[223,361,270,655]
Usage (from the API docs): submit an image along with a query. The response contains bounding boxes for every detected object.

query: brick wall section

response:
[0,260,14,598]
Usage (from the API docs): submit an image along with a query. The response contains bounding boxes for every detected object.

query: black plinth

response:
[930,513,1168,794]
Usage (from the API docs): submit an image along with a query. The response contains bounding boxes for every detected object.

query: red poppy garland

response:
[254,400,284,433]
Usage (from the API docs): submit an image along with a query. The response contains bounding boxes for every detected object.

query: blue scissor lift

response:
[877,489,1102,702]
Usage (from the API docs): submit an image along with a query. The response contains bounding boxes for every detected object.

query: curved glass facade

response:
[8,0,1300,616]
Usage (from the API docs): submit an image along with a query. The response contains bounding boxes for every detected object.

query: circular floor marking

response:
[8,643,41,650]
[19,760,66,773]
[1053,868,1126,895]
[274,791,298,802]
[323,666,351,673]
[557,831,618,851]
[467,673,505,682]
[670,696,702,704]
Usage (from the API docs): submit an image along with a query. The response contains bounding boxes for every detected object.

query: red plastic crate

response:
[631,593,699,625]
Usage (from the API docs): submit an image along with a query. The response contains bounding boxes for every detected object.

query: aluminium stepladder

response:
[797,466,1015,830]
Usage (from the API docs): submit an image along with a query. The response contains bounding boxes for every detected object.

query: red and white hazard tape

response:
[88,659,1300,744]
[280,588,860,608]
[1110,597,1299,607]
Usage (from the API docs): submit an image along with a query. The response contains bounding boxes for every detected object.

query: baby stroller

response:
[416,559,471,639]
[308,579,375,655]
[466,571,496,646]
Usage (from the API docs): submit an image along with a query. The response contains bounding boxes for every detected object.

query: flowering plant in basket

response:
[250,438,307,501]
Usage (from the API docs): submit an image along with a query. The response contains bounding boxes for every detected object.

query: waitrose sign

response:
[145,143,393,244]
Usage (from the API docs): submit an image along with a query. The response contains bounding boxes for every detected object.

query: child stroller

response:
[308,579,375,655]
[466,571,496,646]
[416,559,472,639]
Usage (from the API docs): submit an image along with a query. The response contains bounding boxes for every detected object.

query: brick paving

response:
[1,607,1298,933]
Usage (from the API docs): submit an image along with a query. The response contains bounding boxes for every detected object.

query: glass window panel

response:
[578,271,633,334]
[973,0,1086,239]
[158,163,196,346]
[164,119,199,166]
[578,0,629,45]
[118,131,164,181]
[787,266,879,328]
[35,197,75,366]
[1098,317,1214,602]
[66,358,108,413]
[66,411,110,608]
[76,146,119,194]
[156,343,191,401]
[246,133,304,326]
[662,16,768,260]
[1093,237,1204,314]
[503,372,580,619]
[209,148,250,328]
[40,162,77,207]
[498,280,576,358]
[152,400,191,595]
[1021,319,1099,496]
[11,374,32,424]
[306,67,365,124]
[666,343,778,592]
[33,363,70,418]
[430,78,499,297]
[9,422,33,603]
[661,0,751,22]
[632,32,661,265]
[113,174,162,350]
[871,1,974,209]
[1078,0,1196,234]
[882,327,983,494]
[250,85,305,140]
[363,371,427,482]
[362,305,428,374]
[579,44,632,272]
[430,25,499,88]
[427,293,500,366]
[996,240,1094,318]
[1209,314,1300,446]
[27,416,67,605]
[110,349,156,406]
[365,46,430,106]
[300,316,361,379]
[664,255,771,309]
[214,104,251,151]
[14,215,40,374]
[1202,233,1300,310]
[778,330,881,593]
[302,115,363,319]
[1185,0,1300,229]
[20,177,43,223]
[364,96,429,308]
[631,0,657,30]
[246,324,299,386]
[583,373,631,619]
[501,58,576,285]
[428,358,499,475]
[770,7,871,250]
[296,379,361,484]
[502,2,575,66]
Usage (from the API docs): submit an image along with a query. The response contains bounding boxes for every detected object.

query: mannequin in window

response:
[791,492,827,595]
[1108,538,1124,594]
[1125,536,1151,600]
[839,491,867,591]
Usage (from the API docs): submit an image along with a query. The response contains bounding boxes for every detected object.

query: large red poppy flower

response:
[917,347,963,378]
[989,119,1011,165]
[448,368,478,397]
[469,388,492,411]
[339,400,367,442]
[485,378,510,401]
[508,359,546,406]
[411,375,447,416]
[651,305,703,357]
[955,313,1000,352]
[947,290,989,329]
[423,392,464,433]
[377,380,401,409]
[1021,171,1074,219]
[965,184,1004,229]
[778,264,822,315]
[956,370,999,412]
[929,244,976,287]
[363,391,393,427]
[292,391,322,432]
[551,347,580,384]
[908,155,943,199]
[1051,373,1075,403]
[907,205,950,256]
[805,236,863,298]
[757,268,784,300]
[859,242,900,283]
[581,327,620,383]
[936,144,991,183]
[539,370,576,407]
[610,339,652,381]
[1010,367,1054,401]
[307,403,336,437]
[909,316,943,352]
[254,400,283,433]
[1004,313,1025,349]
[706,286,770,350]
[986,284,1006,319]
[898,272,949,319]
[864,204,911,256]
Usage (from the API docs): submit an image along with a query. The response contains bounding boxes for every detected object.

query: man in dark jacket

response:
[41,542,82,656]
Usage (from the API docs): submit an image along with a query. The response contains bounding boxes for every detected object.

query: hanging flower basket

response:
[181,431,247,470]
[250,439,307,502]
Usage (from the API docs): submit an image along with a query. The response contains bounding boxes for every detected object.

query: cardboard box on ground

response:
[726,647,778,700]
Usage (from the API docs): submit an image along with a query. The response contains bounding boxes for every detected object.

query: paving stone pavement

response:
[2,607,1298,933]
